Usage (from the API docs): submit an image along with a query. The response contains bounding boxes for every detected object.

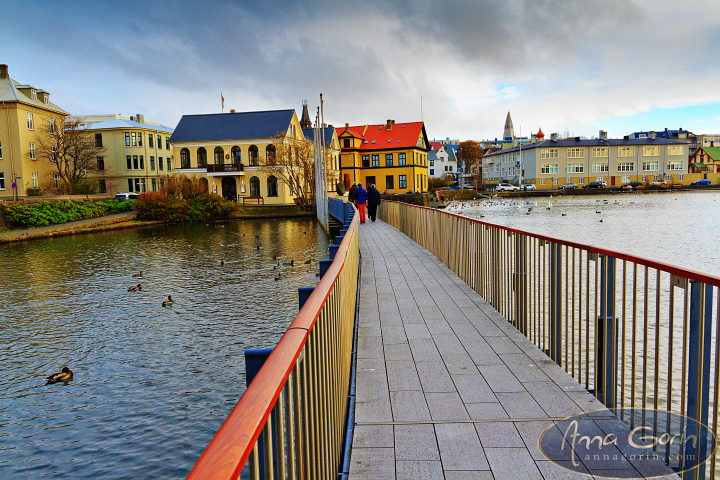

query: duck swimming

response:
[46,367,73,384]
[128,284,142,292]
[132,271,143,278]
[162,295,174,307]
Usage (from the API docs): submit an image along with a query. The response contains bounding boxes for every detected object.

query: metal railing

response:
[187,205,359,480]
[380,200,720,479]
[207,163,245,173]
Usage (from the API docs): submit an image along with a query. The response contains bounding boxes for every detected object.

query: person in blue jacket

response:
[355,183,367,223]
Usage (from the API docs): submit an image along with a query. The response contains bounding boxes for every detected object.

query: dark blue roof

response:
[169,109,295,143]
[302,127,335,145]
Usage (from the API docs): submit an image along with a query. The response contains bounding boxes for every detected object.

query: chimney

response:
[551,133,558,141]
[649,131,656,139]
[230,109,236,113]
[386,119,393,130]
[623,135,630,140]
[0,64,7,79]
[136,114,145,124]
[130,116,135,121]
[345,122,349,129]
[574,136,580,141]
[599,130,607,140]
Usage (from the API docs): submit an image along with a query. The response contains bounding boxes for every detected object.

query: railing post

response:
[514,233,527,334]
[329,245,339,260]
[245,348,274,480]
[596,255,617,407]
[684,280,713,478]
[299,287,315,309]
[319,259,333,278]
[549,242,562,365]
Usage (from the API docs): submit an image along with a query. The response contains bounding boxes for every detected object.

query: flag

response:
[221,93,224,110]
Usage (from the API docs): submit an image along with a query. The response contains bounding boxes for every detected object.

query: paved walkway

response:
[0,211,137,243]
[349,220,679,479]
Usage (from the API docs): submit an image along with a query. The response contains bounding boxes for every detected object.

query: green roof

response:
[703,146,720,160]
[692,163,707,168]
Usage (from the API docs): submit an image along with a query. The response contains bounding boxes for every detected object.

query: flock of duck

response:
[125,271,174,306]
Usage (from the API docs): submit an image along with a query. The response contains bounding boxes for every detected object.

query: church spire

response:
[503,111,514,141]
[300,100,312,129]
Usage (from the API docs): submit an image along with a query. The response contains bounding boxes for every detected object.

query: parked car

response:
[621,181,645,190]
[521,184,536,191]
[558,183,578,190]
[691,179,712,186]
[496,183,520,192]
[583,181,607,189]
[114,193,139,199]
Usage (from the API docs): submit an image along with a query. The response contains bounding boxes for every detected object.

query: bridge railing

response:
[187,206,359,480]
[380,200,720,478]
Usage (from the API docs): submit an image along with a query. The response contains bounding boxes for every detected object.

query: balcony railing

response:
[379,200,720,478]
[187,203,359,480]
[207,163,244,173]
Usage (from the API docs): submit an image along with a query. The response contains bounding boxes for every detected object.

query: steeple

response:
[300,100,312,129]
[503,111,514,141]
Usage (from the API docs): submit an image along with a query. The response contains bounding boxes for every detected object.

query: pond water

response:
[0,218,329,479]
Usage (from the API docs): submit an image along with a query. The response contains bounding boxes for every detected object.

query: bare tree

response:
[264,132,317,211]
[32,116,106,194]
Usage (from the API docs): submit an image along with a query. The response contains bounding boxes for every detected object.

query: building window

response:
[148,134,154,148]
[97,157,105,171]
[541,164,558,174]
[642,161,659,171]
[131,155,138,169]
[386,175,394,189]
[95,133,103,147]
[126,155,132,169]
[138,132,143,147]
[250,176,260,196]
[0,140,2,158]
[98,179,106,194]
[157,135,162,149]
[621,176,630,183]
[167,158,171,171]
[151,179,157,191]
[214,146,224,165]
[399,153,406,165]
[181,148,190,168]
[567,148,584,158]
[135,178,141,192]
[667,160,684,170]
[366,176,376,188]
[385,153,393,166]
[31,89,36,100]
[0,172,6,189]
[50,146,57,162]
[399,175,407,189]
[667,145,683,156]
[49,119,56,134]
[128,178,134,191]
[429,160,434,167]
[267,176,278,197]
[592,147,608,157]
[198,147,207,167]
[248,145,259,166]
[27,112,33,130]
[150,156,155,171]
[430,169,434,175]
[53,174,61,188]
[231,146,242,164]
[641,176,648,182]
[643,146,658,156]
[166,137,170,150]
[654,175,661,181]
[31,172,38,188]
[617,162,634,172]
[125,132,130,146]
[579,177,585,184]
[265,145,275,163]
[139,155,144,169]
[679,174,684,180]
[444,166,448,171]
[618,146,635,157]
[343,138,350,148]
[592,163,609,172]
[158,157,164,170]
[29,142,36,159]
[362,155,370,167]
[372,154,379,167]
[131,132,137,146]
[540,178,546,185]
[567,164,584,173]
[43,93,49,104]
[540,148,559,159]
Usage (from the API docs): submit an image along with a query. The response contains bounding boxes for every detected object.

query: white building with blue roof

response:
[79,114,175,194]
[428,145,457,179]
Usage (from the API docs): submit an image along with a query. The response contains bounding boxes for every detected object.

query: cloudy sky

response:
[3,0,719,141]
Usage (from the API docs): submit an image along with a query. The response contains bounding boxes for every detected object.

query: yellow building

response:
[337,119,430,193]
[79,114,175,194]
[0,64,69,199]
[169,109,305,204]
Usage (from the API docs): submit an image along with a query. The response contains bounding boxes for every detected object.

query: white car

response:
[114,193,139,199]
[521,184,536,191]
[496,183,520,192]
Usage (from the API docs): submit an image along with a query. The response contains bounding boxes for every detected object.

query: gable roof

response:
[170,109,295,143]
[428,151,439,160]
[335,121,428,150]
[0,76,68,115]
[302,126,337,146]
[694,146,720,161]
[81,118,173,133]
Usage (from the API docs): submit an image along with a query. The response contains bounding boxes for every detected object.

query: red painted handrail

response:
[186,211,359,480]
[383,200,720,287]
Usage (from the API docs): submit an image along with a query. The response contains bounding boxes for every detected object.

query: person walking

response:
[367,183,381,222]
[348,182,358,204]
[355,183,367,223]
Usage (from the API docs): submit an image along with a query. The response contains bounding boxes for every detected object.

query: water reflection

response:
[0,218,328,479]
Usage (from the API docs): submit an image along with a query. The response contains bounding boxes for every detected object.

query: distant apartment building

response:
[0,64,69,199]
[428,145,457,178]
[337,119,430,193]
[483,130,690,189]
[80,114,174,194]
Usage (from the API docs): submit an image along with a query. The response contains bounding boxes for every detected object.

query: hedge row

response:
[2,199,135,228]
[135,192,237,222]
